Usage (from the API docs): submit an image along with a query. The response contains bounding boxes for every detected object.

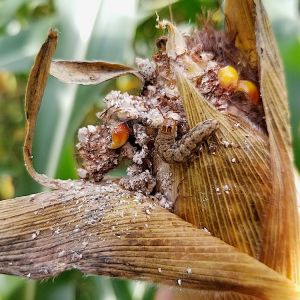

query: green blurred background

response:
[0,0,299,299]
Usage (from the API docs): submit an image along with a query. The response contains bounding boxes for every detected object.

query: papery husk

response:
[50,60,143,85]
[167,0,299,285]
[173,72,271,257]
[225,0,300,283]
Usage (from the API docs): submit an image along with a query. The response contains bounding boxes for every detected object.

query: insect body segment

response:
[155,119,219,164]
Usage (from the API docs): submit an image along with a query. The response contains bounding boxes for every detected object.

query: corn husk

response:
[165,0,300,284]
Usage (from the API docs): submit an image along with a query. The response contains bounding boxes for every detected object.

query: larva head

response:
[160,118,177,136]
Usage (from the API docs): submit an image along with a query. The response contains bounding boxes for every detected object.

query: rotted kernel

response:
[110,123,130,149]
[217,65,239,91]
[236,80,260,104]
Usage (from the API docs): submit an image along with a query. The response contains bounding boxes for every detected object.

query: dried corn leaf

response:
[156,19,187,59]
[23,28,61,189]
[50,60,143,85]
[0,183,299,300]
[173,71,271,257]
[225,0,300,283]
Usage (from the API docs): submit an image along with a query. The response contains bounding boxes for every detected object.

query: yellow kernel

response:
[110,123,129,149]
[217,65,239,90]
[236,80,260,104]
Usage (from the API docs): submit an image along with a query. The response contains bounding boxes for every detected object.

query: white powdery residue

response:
[158,267,162,273]
[223,184,230,192]
[186,267,192,274]
[104,90,152,123]
[87,125,97,133]
[73,225,80,233]
[58,250,66,257]
[222,140,230,148]
[166,111,181,122]
[77,168,88,179]
[244,139,251,150]
[215,187,221,195]
[82,241,88,247]
[231,158,236,163]
[147,85,156,95]
[146,109,164,127]
[156,193,174,211]
[54,228,61,235]
[136,57,156,81]
[134,192,147,203]
[31,230,40,240]
[133,147,148,165]
[203,227,211,234]
[177,279,182,286]
[200,51,214,62]
[77,127,89,144]
[164,86,178,98]
[71,251,82,261]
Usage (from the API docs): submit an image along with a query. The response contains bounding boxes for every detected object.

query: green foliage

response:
[0,0,299,299]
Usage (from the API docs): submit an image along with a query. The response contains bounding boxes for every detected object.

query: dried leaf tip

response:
[47,28,58,39]
[156,14,187,59]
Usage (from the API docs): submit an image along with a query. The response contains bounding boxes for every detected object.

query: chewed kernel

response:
[217,65,239,90]
[110,123,129,149]
[236,80,260,104]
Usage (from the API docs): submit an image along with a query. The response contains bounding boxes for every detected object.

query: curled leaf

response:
[23,28,62,189]
[50,60,143,85]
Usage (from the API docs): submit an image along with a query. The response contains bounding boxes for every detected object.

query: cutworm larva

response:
[155,118,219,163]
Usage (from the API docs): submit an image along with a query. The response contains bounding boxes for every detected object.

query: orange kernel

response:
[217,65,239,90]
[236,80,260,104]
[110,123,129,149]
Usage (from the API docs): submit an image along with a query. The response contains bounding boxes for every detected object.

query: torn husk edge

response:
[225,0,300,282]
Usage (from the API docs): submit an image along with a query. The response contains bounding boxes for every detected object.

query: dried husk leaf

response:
[50,60,143,85]
[0,182,299,300]
[225,0,300,283]
[156,19,187,59]
[173,71,271,257]
[23,28,61,189]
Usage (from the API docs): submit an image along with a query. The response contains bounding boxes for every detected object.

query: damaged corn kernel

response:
[236,80,260,104]
[217,65,239,91]
[110,123,130,149]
